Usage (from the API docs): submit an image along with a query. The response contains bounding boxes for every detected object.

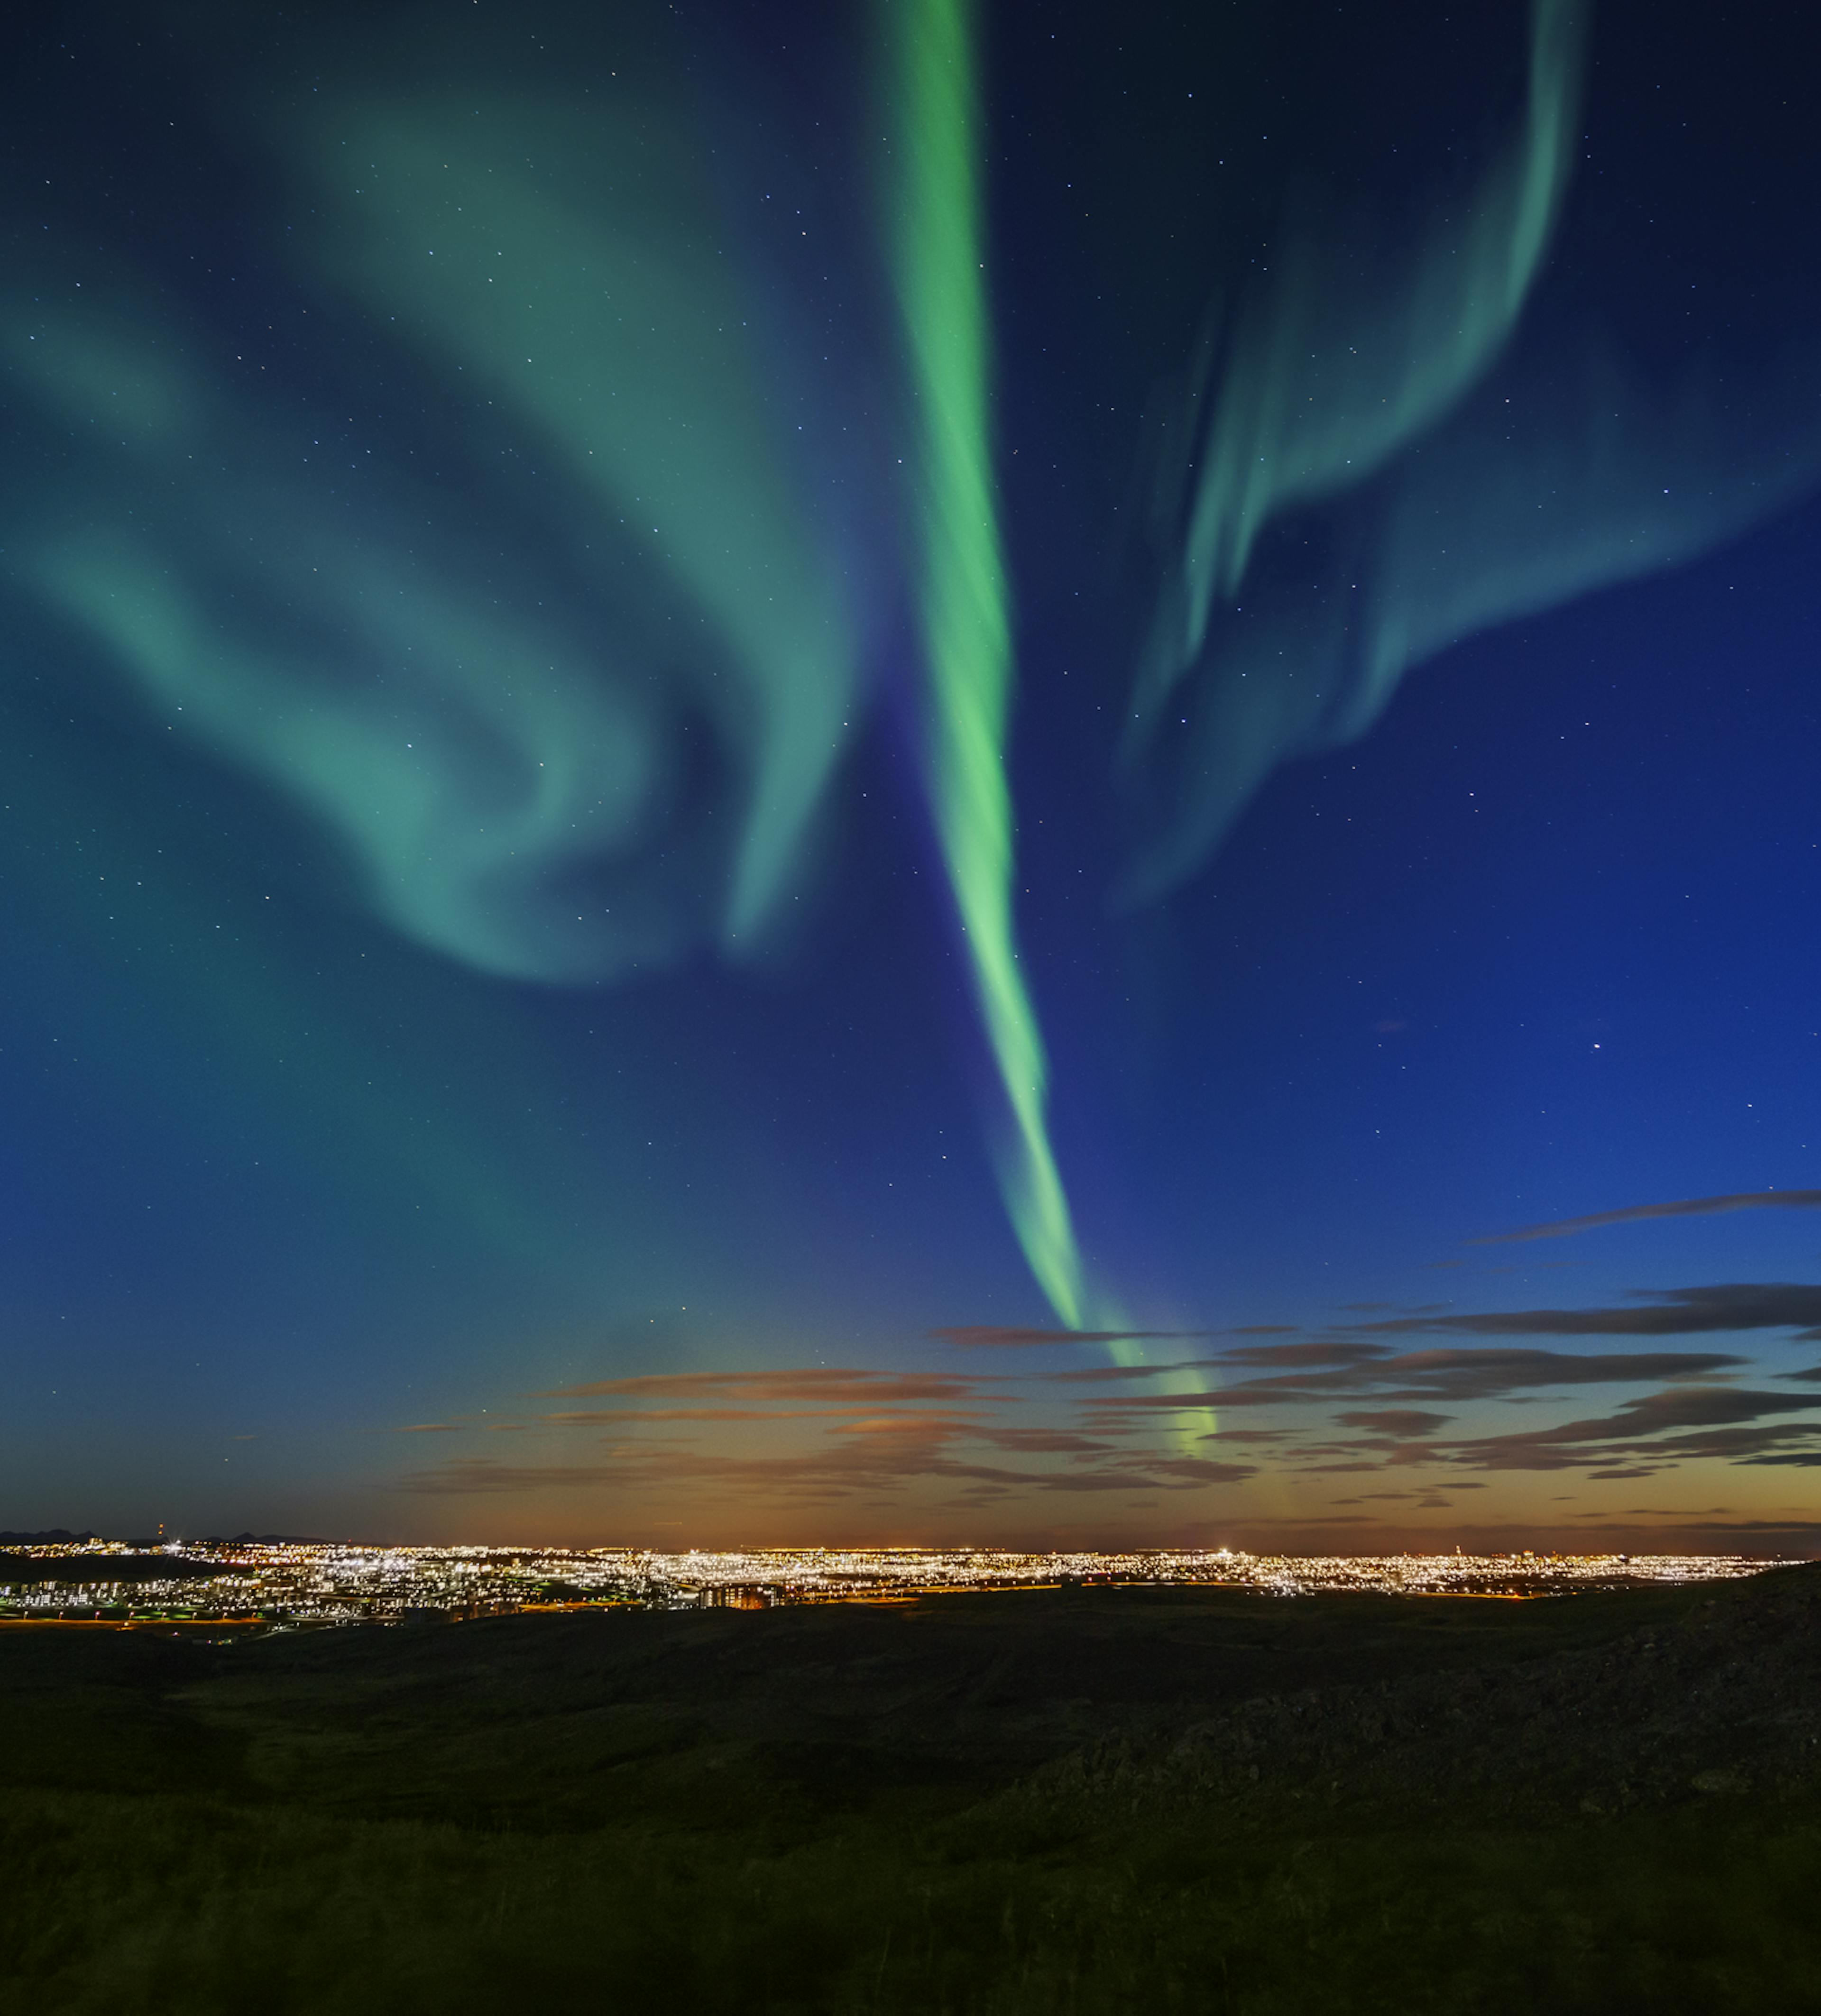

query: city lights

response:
[0,1538,1785,1630]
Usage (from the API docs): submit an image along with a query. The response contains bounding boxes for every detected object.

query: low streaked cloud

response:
[540,1407,980,1425]
[400,1439,1256,1500]
[1334,1410,1453,1437]
[402,1368,1259,1504]
[400,1283,1821,1513]
[538,1368,1008,1403]
[1355,1283,1821,1339]
[1353,1346,1748,1396]
[932,1326,1212,1347]
[1043,1342,1384,1386]
[1219,1341,1388,1369]
[1075,1347,1745,1417]
[1428,1387,1821,1475]
[1476,1190,1821,1244]
[1045,1358,1219,1384]
[968,1427,1115,1455]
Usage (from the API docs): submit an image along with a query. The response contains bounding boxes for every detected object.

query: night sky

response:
[7,0,1821,1551]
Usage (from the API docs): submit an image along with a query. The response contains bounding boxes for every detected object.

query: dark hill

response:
[0,1551,223,1585]
[1,1567,1817,2013]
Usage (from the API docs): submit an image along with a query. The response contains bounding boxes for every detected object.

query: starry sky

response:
[6,0,1821,1552]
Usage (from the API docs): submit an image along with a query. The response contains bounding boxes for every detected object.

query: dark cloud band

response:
[932,1326,1214,1348]
[1475,1191,1821,1244]
[1357,1283,1821,1339]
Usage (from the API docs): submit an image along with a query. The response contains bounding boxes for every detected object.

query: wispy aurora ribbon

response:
[883,0,1088,1329]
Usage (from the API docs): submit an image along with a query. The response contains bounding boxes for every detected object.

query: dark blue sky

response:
[5,0,1821,1548]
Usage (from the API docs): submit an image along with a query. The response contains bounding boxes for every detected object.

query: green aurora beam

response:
[883,0,1089,1330]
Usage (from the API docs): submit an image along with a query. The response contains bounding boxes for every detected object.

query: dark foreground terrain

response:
[3,1566,1820,2014]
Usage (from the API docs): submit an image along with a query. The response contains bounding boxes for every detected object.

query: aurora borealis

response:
[6,0,1821,1551]
[885,0,1092,1332]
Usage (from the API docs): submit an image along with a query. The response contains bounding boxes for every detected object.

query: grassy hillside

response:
[2,1567,1818,2013]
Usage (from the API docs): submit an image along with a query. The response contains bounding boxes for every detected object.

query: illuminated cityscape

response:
[0,1539,1790,1629]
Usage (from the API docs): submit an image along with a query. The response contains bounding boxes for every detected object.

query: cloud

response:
[1475,1191,1821,1244]
[1355,1283,1821,1339]
[1076,1388,1233,1414]
[1355,1347,1747,1397]
[400,1441,1255,1500]
[968,1427,1116,1455]
[1011,1459,1255,1492]
[1333,1410,1453,1437]
[1074,1347,1745,1416]
[1436,1387,1821,1473]
[1044,1359,1222,1384]
[1513,1384,1821,1441]
[1040,1340,1384,1383]
[539,1407,974,1425]
[1652,1424,1821,1463]
[403,1359,1267,1505]
[424,1312,1821,1512]
[1219,1341,1390,1369]
[1135,1457,1257,1486]
[931,1326,1211,1347]
[537,1368,1008,1403]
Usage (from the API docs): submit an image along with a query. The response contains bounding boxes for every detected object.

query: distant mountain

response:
[0,1530,330,1548]
[0,1553,221,1584]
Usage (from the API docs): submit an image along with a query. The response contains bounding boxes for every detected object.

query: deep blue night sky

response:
[5,0,1821,1548]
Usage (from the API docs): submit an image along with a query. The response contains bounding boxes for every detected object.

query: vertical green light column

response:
[884,0,1086,1328]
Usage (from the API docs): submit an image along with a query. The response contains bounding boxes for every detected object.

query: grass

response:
[2,1577,1817,2012]
[3,1779,1817,2012]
